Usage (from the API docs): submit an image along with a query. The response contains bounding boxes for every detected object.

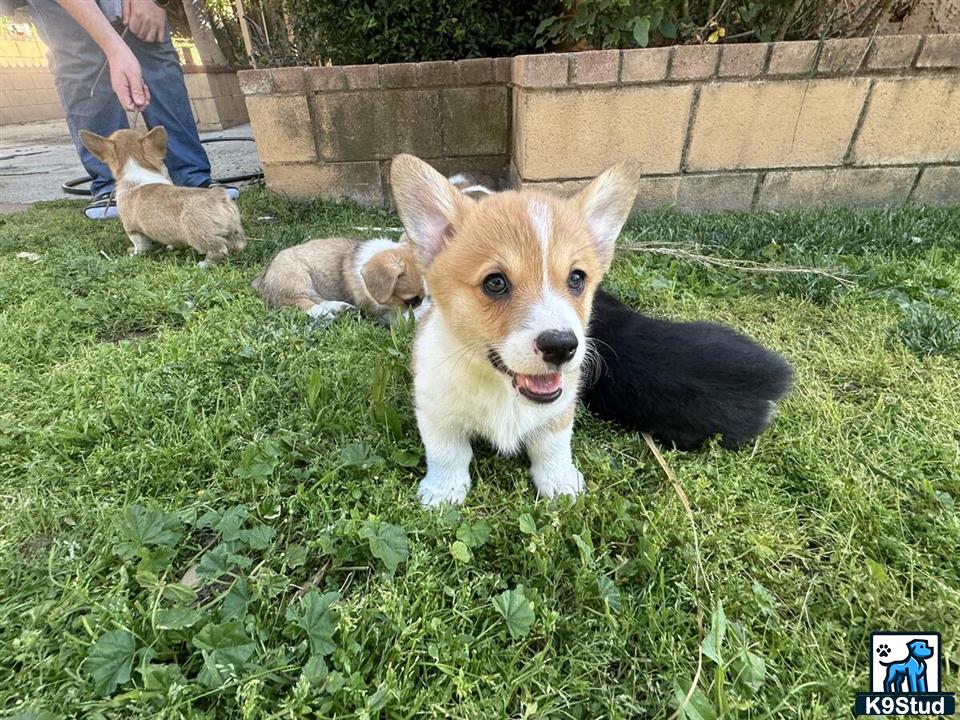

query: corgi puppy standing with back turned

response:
[251,236,426,323]
[391,154,642,507]
[79,127,246,267]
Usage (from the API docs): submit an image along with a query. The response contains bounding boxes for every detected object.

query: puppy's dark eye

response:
[405,296,422,308]
[482,273,509,298]
[567,269,586,294]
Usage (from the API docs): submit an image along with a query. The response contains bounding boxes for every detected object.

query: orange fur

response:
[79,127,246,266]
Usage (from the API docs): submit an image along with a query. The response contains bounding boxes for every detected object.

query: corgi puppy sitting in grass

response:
[79,127,246,267]
[390,154,642,507]
[252,237,425,323]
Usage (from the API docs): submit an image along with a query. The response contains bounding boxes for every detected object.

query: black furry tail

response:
[581,289,794,450]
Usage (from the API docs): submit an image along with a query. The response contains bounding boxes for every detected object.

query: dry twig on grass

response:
[642,432,707,720]
[621,241,855,287]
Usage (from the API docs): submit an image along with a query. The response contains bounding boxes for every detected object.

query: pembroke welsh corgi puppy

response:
[390,154,642,507]
[79,127,246,266]
[251,236,426,323]
[441,179,794,451]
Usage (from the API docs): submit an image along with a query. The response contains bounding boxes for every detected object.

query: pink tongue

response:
[514,372,562,395]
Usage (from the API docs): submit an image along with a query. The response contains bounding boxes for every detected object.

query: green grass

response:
[1,193,959,719]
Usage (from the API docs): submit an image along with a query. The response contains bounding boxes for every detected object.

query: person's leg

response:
[27,0,128,198]
[127,30,211,188]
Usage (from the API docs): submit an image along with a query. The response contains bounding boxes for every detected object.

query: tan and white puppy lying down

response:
[390,154,642,507]
[251,171,492,323]
[252,237,426,323]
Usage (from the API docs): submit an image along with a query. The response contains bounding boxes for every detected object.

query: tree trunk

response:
[181,0,229,67]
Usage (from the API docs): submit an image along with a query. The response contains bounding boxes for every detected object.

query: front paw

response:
[532,463,584,500]
[307,301,354,322]
[417,470,470,508]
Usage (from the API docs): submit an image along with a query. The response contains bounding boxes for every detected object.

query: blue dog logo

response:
[854,632,955,717]
[881,638,934,694]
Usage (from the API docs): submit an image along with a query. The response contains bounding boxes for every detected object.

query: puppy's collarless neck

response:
[118,158,171,188]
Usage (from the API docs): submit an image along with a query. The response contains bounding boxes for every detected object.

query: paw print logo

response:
[877,643,892,658]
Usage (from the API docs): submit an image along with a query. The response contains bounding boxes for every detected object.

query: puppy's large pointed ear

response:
[141,126,168,166]
[79,129,114,163]
[390,154,472,269]
[571,159,642,266]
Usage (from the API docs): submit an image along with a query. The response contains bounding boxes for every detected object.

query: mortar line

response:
[678,85,701,174]
[751,171,766,210]
[910,36,926,67]
[906,165,925,203]
[843,77,876,165]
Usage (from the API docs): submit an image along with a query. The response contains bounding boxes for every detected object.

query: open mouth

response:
[487,349,563,404]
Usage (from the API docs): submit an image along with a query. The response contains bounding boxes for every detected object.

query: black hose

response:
[61,136,263,197]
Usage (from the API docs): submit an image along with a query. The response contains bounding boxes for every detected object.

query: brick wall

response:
[238,58,513,202]
[0,37,59,124]
[240,34,960,211]
[182,66,249,132]
[1,38,248,131]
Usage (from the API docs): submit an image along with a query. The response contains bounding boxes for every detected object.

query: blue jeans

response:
[28,0,211,197]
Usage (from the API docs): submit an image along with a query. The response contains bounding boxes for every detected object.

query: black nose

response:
[536,330,578,366]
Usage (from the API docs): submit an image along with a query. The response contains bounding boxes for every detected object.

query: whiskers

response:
[580,336,610,388]
[435,338,491,375]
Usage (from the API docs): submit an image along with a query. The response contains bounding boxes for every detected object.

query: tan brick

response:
[312,89,442,161]
[306,66,345,92]
[271,66,305,93]
[571,50,619,85]
[193,97,220,128]
[632,176,682,211]
[516,176,680,213]
[245,94,316,163]
[493,57,513,83]
[184,73,212,98]
[513,54,569,88]
[767,40,818,76]
[670,45,719,80]
[718,43,769,78]
[417,60,458,86]
[853,77,960,165]
[262,161,383,203]
[758,167,916,209]
[341,64,379,89]
[458,58,494,85]
[687,79,869,171]
[441,86,508,156]
[621,47,670,83]
[513,85,693,179]
[380,63,417,88]
[676,173,758,211]
[515,178,587,195]
[912,166,960,206]
[237,69,272,95]
[916,33,960,68]
[867,35,922,70]
[818,38,870,74]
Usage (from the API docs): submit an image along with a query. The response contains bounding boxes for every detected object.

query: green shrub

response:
[284,0,557,65]
[535,0,891,51]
